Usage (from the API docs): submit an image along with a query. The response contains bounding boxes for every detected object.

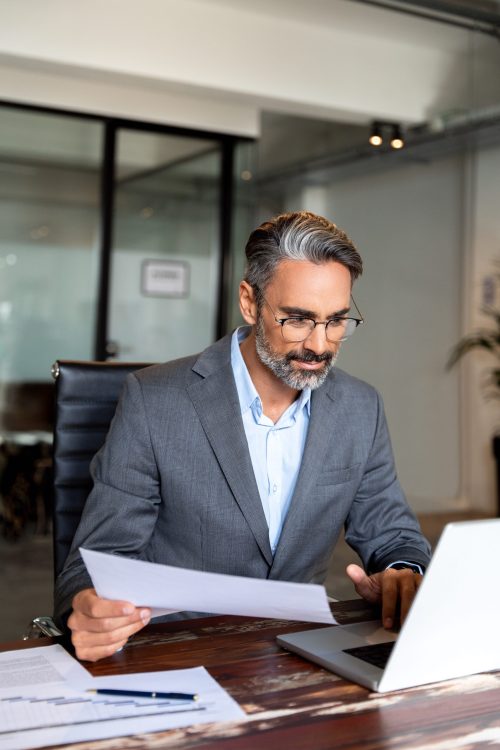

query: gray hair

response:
[244,211,363,304]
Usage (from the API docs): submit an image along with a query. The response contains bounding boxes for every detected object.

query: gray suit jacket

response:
[54,333,430,623]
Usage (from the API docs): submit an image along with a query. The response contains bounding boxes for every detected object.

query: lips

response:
[294,360,327,370]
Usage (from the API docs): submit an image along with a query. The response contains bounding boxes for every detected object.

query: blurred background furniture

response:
[0,382,53,540]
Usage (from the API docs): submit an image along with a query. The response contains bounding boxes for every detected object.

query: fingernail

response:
[140,609,150,623]
[384,617,393,628]
[122,605,135,615]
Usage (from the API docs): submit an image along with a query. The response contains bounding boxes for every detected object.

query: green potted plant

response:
[447,288,500,516]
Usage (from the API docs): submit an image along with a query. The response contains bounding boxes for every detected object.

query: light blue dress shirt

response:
[231,327,311,554]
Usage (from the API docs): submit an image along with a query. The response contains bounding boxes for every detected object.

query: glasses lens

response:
[280,317,361,343]
[281,319,315,342]
[325,318,358,342]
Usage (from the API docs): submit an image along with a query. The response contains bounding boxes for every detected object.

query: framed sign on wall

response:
[141,260,190,298]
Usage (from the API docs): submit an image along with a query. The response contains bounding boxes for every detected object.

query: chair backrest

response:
[52,360,152,580]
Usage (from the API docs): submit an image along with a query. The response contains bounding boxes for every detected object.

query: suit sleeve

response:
[344,390,431,573]
[53,372,161,625]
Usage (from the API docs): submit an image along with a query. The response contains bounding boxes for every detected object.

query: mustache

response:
[286,351,333,364]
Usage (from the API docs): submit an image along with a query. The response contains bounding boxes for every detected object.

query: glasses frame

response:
[262,295,364,344]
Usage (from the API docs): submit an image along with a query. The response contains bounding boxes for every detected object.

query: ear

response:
[239,281,258,325]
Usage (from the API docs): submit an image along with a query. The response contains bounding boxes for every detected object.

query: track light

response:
[390,124,404,149]
[369,123,383,147]
[369,121,405,149]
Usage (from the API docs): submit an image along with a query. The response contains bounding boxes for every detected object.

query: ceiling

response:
[208,0,467,50]
[212,0,500,26]
[207,0,500,50]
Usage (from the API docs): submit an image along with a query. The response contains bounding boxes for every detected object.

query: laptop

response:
[277,519,500,692]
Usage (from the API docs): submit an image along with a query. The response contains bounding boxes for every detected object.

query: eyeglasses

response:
[262,296,364,344]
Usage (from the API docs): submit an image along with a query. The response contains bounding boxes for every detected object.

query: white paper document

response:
[81,547,336,624]
[0,644,246,750]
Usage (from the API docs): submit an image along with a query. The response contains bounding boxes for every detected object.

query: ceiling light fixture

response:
[369,121,406,150]
[368,122,383,147]
[390,124,405,149]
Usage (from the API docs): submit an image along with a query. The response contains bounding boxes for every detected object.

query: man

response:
[55,211,430,662]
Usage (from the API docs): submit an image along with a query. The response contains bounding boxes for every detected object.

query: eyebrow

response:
[278,305,351,318]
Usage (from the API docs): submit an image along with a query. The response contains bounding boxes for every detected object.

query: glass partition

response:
[0,107,102,428]
[108,129,223,362]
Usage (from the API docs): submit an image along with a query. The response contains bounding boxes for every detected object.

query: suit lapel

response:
[187,339,273,566]
[269,376,337,577]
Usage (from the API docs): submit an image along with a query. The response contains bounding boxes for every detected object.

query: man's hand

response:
[68,588,151,662]
[346,564,422,629]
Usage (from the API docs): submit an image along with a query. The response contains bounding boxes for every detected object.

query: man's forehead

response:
[266,273,352,320]
[266,258,352,297]
[270,257,351,279]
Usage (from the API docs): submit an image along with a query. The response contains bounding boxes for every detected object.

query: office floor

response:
[0,512,490,643]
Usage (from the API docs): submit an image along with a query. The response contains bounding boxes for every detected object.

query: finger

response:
[70,589,151,636]
[72,617,148,662]
[382,569,419,628]
[74,638,129,663]
[400,573,422,625]
[73,589,140,620]
[346,564,381,603]
[69,603,150,633]
[381,570,400,629]
[72,616,147,651]
[346,563,365,585]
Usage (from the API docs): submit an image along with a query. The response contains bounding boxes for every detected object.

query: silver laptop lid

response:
[277,519,500,692]
[379,518,500,691]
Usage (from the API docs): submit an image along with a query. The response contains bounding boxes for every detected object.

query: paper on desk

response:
[80,547,336,624]
[0,643,91,695]
[0,644,246,750]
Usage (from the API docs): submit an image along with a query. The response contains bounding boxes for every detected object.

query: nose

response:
[302,322,330,355]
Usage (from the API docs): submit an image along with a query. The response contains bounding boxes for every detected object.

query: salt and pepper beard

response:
[255,313,338,391]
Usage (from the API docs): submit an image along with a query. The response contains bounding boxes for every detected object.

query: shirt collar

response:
[230,327,311,419]
[231,326,260,415]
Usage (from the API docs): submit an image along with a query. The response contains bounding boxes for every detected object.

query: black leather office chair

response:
[52,359,153,579]
[25,359,152,638]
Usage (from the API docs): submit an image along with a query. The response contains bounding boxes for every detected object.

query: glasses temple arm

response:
[350,294,364,322]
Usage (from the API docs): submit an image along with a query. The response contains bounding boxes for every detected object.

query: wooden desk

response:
[3,600,500,749]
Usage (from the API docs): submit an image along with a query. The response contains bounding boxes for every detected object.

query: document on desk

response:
[0,644,246,750]
[81,547,336,624]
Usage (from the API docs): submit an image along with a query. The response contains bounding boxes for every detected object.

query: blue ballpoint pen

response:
[87,688,198,701]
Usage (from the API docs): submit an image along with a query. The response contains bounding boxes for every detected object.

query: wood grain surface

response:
[3,600,500,750]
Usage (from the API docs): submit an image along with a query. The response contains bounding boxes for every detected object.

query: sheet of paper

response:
[80,547,336,624]
[0,645,246,750]
[0,643,91,695]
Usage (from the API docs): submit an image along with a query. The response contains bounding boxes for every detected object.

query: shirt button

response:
[273,484,278,493]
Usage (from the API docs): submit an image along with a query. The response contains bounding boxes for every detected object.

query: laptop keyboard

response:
[343,641,395,669]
